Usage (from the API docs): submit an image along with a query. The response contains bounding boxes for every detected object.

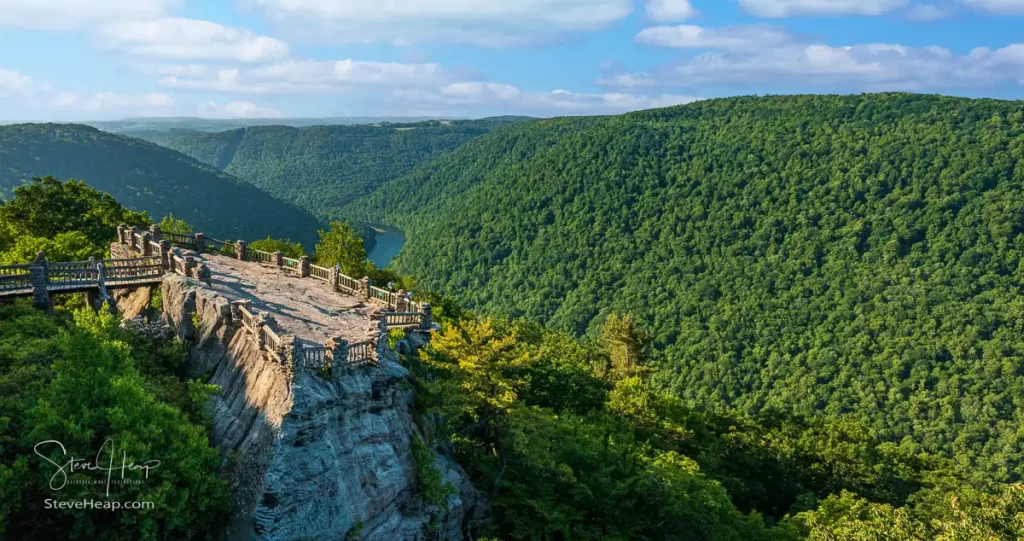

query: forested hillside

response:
[0,124,324,247]
[151,119,524,221]
[347,93,1024,485]
[5,178,1022,540]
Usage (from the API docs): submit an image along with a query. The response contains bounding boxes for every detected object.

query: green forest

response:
[152,119,524,221]
[1,173,1023,539]
[345,93,1024,490]
[0,123,324,247]
[0,179,228,539]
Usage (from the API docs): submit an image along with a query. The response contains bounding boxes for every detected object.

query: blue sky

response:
[1,0,1023,120]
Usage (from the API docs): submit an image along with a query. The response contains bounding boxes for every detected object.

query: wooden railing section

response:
[337,273,361,295]
[248,249,276,264]
[309,264,330,282]
[0,255,165,301]
[384,312,422,327]
[0,264,32,295]
[347,341,375,365]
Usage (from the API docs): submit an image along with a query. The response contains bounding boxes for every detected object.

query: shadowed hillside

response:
[0,123,324,247]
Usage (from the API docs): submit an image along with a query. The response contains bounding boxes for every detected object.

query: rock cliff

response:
[158,273,482,540]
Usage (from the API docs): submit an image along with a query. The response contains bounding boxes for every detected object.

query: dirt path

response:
[194,252,379,347]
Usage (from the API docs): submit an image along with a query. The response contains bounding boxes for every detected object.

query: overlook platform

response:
[193,251,378,346]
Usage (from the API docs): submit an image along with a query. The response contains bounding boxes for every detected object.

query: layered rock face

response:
[159,274,481,540]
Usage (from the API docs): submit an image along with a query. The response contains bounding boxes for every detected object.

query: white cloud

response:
[160,59,447,94]
[50,91,175,113]
[0,68,38,98]
[906,4,947,19]
[0,0,177,29]
[645,0,697,21]
[398,81,702,115]
[243,0,634,45]
[962,0,1024,13]
[603,41,1024,91]
[635,24,793,50]
[198,101,284,119]
[739,0,908,17]
[97,18,289,63]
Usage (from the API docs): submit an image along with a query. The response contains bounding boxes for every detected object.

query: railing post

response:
[299,256,310,278]
[158,240,171,270]
[325,336,348,371]
[117,224,127,244]
[278,335,299,377]
[329,266,340,292]
[374,317,389,362]
[29,252,50,314]
[128,226,140,251]
[360,276,371,299]
[183,255,197,278]
[194,233,206,253]
[253,313,267,348]
[235,240,247,261]
[420,303,433,330]
[229,299,251,327]
[149,224,162,241]
[140,231,153,256]
[396,289,407,311]
[273,252,283,267]
[93,258,106,286]
[195,263,212,286]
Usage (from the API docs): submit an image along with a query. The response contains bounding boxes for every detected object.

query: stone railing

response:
[119,223,434,331]
[231,300,379,374]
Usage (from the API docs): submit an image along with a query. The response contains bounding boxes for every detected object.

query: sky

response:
[1,0,1023,120]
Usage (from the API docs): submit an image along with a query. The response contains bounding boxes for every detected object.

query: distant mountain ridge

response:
[143,118,527,222]
[0,123,325,247]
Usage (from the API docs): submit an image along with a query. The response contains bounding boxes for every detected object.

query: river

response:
[366,225,406,268]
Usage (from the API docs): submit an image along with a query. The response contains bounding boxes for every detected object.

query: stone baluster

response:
[273,251,283,267]
[235,240,247,261]
[140,231,153,256]
[325,336,349,371]
[299,256,310,278]
[148,223,162,241]
[360,276,371,299]
[278,335,300,378]
[157,240,172,271]
[128,226,140,250]
[396,289,407,311]
[375,317,389,362]
[329,266,340,292]
[420,303,433,330]
[194,233,206,253]
[183,255,197,278]
[229,299,252,327]
[252,312,267,348]
[117,224,128,244]
[195,263,212,286]
[30,252,50,314]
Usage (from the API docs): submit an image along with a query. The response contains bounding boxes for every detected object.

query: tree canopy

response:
[349,93,1024,486]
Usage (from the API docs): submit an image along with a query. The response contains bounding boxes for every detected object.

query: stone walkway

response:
[193,252,380,346]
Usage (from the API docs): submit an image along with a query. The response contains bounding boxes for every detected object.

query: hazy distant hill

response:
[147,118,526,221]
[87,115,466,133]
[0,123,324,246]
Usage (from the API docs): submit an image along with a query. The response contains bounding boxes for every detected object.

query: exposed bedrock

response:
[159,273,482,540]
